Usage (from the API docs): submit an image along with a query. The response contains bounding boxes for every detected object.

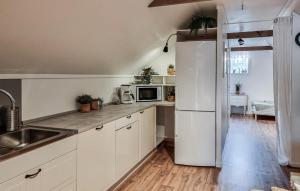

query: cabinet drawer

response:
[116,113,138,130]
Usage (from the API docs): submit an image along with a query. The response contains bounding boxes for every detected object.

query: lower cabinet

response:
[116,121,140,180]
[77,121,116,191]
[0,151,76,191]
[139,107,156,160]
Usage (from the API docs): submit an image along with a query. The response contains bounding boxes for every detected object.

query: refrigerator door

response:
[176,41,216,111]
[175,110,216,166]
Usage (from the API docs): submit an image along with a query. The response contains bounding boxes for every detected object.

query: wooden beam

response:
[227,30,273,39]
[148,0,211,7]
[177,32,217,42]
[229,46,273,51]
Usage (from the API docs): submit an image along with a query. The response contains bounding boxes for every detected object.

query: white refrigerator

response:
[175,41,216,167]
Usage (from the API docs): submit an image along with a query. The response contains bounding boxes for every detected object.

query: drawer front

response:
[230,96,247,106]
[116,113,138,130]
[231,100,247,106]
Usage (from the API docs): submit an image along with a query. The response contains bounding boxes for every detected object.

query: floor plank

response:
[117,115,290,191]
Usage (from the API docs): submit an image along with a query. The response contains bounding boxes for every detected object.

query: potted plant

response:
[235,83,241,95]
[167,64,175,75]
[189,15,217,35]
[91,97,104,110]
[141,66,158,84]
[76,94,93,113]
[167,87,175,102]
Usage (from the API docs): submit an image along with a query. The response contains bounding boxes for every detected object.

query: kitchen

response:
[0,0,299,191]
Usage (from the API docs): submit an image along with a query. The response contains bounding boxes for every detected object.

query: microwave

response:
[136,86,162,102]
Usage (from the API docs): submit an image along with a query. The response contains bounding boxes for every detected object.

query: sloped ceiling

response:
[295,1,300,14]
[0,0,216,74]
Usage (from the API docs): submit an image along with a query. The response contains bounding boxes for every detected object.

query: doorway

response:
[219,48,290,190]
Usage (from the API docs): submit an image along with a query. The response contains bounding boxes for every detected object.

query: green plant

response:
[76,94,93,104]
[167,87,175,96]
[168,64,175,69]
[189,15,217,35]
[93,97,104,103]
[235,83,241,94]
[141,67,158,84]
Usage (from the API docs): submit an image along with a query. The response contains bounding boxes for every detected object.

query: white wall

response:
[21,76,133,121]
[148,46,176,75]
[230,51,274,113]
[290,13,300,167]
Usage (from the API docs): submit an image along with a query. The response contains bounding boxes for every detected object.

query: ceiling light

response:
[238,38,245,46]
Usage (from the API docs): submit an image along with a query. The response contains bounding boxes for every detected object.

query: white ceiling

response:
[0,0,216,74]
[221,0,292,47]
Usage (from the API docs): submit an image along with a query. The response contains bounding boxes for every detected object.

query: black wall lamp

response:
[238,38,245,46]
[163,33,178,53]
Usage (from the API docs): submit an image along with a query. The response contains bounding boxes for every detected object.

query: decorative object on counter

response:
[235,83,241,95]
[189,15,217,35]
[167,64,176,75]
[167,87,175,102]
[91,97,104,110]
[140,66,158,84]
[76,94,93,113]
[112,88,121,105]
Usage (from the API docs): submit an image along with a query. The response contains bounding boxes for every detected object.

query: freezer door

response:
[176,41,216,111]
[175,110,216,166]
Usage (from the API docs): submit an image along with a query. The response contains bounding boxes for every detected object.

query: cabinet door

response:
[41,151,76,191]
[77,121,116,191]
[116,121,139,180]
[53,181,76,191]
[140,107,156,159]
[0,168,42,191]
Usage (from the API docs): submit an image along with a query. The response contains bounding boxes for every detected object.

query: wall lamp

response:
[163,33,178,53]
[238,38,245,46]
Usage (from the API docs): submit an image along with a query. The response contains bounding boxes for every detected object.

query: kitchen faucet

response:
[0,89,19,131]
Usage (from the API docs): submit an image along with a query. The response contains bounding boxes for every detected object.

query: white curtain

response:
[273,16,293,165]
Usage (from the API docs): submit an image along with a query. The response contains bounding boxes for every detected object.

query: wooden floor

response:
[117,115,290,191]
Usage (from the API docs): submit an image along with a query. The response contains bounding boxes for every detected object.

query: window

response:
[230,52,249,74]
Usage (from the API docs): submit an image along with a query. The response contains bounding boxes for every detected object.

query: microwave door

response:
[137,87,162,102]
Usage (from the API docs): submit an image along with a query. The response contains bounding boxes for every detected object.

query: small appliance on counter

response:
[120,84,135,104]
[136,85,162,102]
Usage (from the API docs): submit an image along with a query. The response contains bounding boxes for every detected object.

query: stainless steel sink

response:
[0,128,60,149]
[0,127,75,161]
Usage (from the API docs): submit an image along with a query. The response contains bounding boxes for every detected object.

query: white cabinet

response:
[77,121,116,191]
[116,121,139,180]
[230,94,248,115]
[0,151,76,191]
[139,107,156,159]
[0,168,42,191]
[41,151,76,190]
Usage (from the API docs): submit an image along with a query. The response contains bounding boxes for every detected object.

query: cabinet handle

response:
[126,115,132,119]
[140,111,144,114]
[126,126,132,130]
[25,169,42,179]
[96,124,104,131]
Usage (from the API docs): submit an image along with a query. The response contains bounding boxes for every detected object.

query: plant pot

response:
[167,68,175,75]
[167,95,175,102]
[91,100,99,110]
[80,104,91,113]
